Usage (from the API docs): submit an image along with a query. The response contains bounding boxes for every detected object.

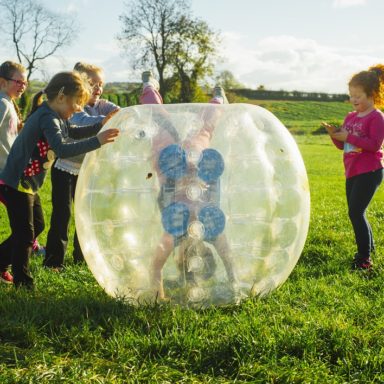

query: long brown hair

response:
[0,61,27,131]
[29,71,91,117]
[349,64,384,108]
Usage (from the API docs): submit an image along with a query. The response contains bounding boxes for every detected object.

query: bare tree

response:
[0,0,78,80]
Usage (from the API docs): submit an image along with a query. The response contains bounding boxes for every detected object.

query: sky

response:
[0,0,383,93]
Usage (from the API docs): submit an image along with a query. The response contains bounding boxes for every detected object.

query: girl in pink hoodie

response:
[322,64,384,270]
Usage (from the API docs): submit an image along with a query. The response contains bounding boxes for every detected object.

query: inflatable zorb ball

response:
[75,103,310,306]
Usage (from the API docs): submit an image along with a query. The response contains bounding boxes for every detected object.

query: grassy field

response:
[247,100,353,135]
[1,104,384,383]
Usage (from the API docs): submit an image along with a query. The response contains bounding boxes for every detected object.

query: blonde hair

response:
[73,61,103,79]
[29,71,91,117]
[0,61,27,130]
[349,64,384,108]
[0,61,26,80]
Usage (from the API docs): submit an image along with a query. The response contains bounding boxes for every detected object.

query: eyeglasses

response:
[5,77,28,87]
[90,82,104,89]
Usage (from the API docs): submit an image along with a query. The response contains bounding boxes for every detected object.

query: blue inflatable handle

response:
[158,144,187,180]
[197,148,224,183]
[198,205,226,240]
[161,202,190,237]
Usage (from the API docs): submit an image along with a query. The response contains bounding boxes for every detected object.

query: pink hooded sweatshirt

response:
[332,109,384,178]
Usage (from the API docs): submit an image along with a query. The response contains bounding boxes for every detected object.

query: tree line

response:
[16,86,348,120]
[232,89,349,102]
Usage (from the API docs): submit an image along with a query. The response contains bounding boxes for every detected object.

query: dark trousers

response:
[346,168,383,258]
[0,185,45,285]
[44,167,83,267]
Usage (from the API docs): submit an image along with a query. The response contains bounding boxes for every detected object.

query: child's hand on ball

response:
[97,128,120,145]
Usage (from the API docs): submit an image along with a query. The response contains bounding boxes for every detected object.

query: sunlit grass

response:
[0,116,383,382]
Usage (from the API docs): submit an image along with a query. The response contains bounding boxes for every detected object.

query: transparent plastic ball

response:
[74,103,310,306]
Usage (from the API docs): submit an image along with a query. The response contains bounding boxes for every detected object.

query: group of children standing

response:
[0,59,383,290]
[0,61,119,288]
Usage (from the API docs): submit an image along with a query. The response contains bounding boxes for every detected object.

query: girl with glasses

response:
[0,61,27,284]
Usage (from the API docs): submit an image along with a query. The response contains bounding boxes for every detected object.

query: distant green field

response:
[247,99,353,134]
[1,119,384,382]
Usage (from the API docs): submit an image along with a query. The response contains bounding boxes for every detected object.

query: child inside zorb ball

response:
[75,72,310,306]
[143,73,237,301]
[152,142,237,301]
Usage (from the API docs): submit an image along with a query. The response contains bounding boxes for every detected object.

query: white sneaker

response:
[212,85,229,104]
[142,70,160,91]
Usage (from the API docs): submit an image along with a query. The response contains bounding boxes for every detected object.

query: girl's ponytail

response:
[28,90,45,118]
[369,64,384,108]
[369,64,384,83]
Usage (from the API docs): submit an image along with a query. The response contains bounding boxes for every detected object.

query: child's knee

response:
[161,233,174,249]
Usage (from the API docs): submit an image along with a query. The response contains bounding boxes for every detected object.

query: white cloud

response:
[60,0,90,14]
[218,32,382,93]
[2,30,382,93]
[332,0,367,8]
[65,3,78,13]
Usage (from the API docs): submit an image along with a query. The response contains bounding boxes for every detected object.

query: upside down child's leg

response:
[212,233,236,283]
[150,232,174,299]
[176,238,196,284]
[141,77,176,299]
[140,84,163,105]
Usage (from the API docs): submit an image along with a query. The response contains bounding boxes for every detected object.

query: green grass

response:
[246,100,353,134]
[1,109,384,382]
